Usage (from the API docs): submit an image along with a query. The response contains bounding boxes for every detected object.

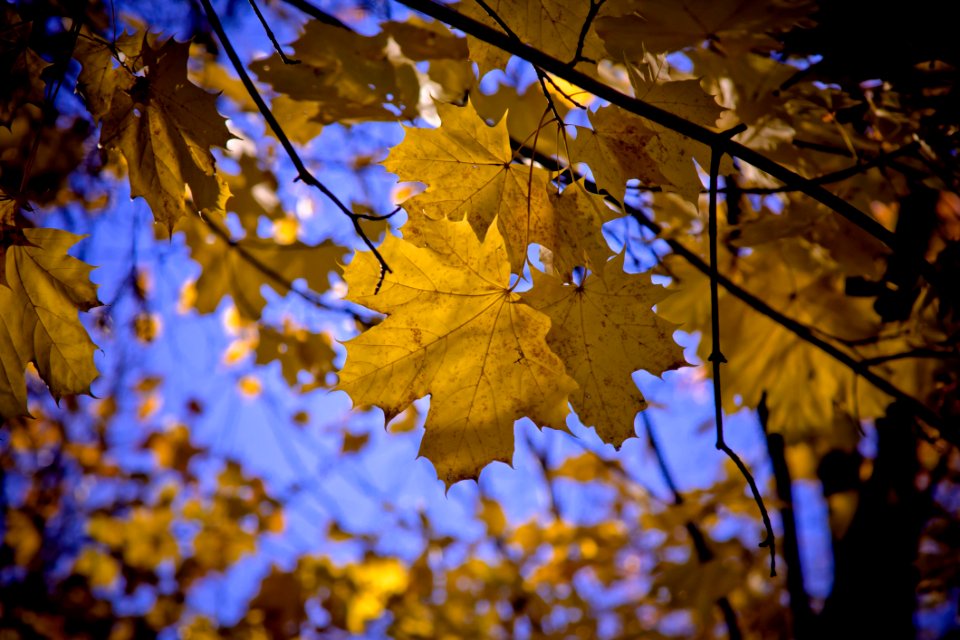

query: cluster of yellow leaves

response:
[339,100,687,485]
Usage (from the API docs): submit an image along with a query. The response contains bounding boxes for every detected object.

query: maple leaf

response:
[386,101,610,271]
[471,82,569,158]
[522,256,686,446]
[179,214,345,321]
[629,59,726,129]
[457,0,604,75]
[570,106,666,199]
[0,228,100,418]
[337,218,576,486]
[77,36,231,232]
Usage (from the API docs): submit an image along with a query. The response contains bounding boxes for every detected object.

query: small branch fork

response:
[197,0,392,290]
[707,132,777,577]
[247,0,300,64]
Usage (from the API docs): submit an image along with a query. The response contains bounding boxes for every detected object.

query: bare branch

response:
[571,0,606,65]
[759,397,815,637]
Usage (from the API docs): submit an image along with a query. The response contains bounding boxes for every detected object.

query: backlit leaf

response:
[338,219,576,485]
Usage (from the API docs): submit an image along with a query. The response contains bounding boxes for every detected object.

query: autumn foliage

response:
[1,0,959,637]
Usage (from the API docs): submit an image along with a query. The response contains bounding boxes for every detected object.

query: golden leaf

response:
[597,0,814,57]
[77,36,231,231]
[523,255,686,446]
[457,0,604,76]
[250,21,421,125]
[387,101,608,271]
[338,219,576,486]
[0,228,100,418]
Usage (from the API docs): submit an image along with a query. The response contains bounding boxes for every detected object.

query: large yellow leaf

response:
[337,219,576,486]
[522,256,686,445]
[0,228,100,418]
[386,101,609,271]
[77,36,231,232]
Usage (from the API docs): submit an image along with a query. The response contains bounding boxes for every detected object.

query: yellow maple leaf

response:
[0,228,100,418]
[523,256,686,446]
[387,101,609,272]
[77,36,231,232]
[337,218,576,486]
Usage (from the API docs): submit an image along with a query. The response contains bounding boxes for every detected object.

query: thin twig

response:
[540,72,587,110]
[571,0,605,65]
[197,0,392,290]
[708,142,776,577]
[247,0,300,64]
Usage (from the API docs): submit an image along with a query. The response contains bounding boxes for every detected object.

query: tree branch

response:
[247,0,300,64]
[277,0,350,29]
